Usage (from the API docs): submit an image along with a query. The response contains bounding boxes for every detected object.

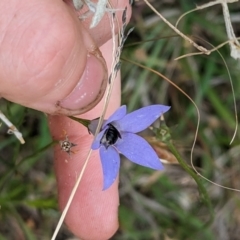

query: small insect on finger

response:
[59,134,77,156]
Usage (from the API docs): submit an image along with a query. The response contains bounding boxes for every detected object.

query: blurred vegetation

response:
[1,0,240,239]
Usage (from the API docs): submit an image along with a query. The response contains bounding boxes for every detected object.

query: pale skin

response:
[0,0,131,239]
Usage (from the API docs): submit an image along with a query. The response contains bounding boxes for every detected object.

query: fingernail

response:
[58,53,107,115]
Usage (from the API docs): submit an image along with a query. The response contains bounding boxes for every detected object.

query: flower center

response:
[100,123,121,148]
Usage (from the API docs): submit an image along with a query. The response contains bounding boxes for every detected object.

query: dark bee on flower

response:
[100,124,122,148]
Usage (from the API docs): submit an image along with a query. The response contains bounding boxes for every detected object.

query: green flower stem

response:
[68,116,91,128]
[152,120,213,223]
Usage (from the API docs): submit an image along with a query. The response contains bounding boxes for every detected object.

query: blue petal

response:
[116,105,170,133]
[91,129,106,150]
[99,146,120,190]
[115,132,164,170]
[102,105,127,128]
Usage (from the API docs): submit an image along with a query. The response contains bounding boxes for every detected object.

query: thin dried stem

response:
[142,0,209,55]
[175,38,240,60]
[0,110,25,144]
[90,0,108,28]
[175,37,238,145]
[51,5,127,240]
[176,0,240,59]
[187,38,240,191]
[51,149,93,240]
[221,1,240,59]
[121,57,200,188]
[73,0,122,28]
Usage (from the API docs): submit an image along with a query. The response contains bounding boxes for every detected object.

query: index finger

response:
[49,39,121,240]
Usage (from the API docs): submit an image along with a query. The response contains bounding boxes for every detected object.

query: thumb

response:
[0,0,107,115]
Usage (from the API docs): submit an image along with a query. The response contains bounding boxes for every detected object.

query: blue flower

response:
[89,105,171,190]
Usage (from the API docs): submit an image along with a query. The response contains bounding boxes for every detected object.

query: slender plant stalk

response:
[153,117,213,223]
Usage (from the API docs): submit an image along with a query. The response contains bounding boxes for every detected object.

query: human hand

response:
[0,0,131,239]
